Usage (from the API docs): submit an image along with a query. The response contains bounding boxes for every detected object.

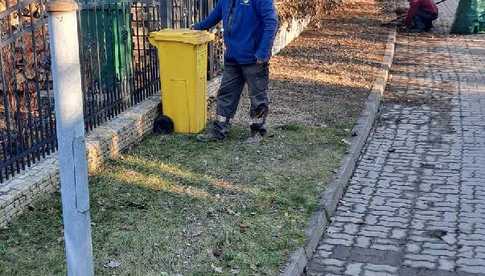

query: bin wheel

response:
[153,114,174,135]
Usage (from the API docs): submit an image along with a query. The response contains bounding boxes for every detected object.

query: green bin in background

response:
[451,0,485,34]
[479,0,485,32]
[79,2,133,87]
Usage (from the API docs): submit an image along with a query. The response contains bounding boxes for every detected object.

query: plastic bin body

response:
[479,0,485,32]
[452,0,481,34]
[149,30,214,133]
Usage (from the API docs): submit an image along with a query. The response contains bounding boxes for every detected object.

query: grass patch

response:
[0,125,345,275]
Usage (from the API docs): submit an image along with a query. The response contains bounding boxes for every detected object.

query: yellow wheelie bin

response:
[149,29,215,133]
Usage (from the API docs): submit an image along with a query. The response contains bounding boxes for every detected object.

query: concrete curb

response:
[279,29,397,276]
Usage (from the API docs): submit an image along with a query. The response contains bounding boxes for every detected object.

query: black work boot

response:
[197,117,230,142]
[424,22,433,32]
[246,104,268,144]
[246,122,267,144]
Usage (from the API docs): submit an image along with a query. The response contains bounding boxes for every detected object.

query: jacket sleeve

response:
[194,0,223,30]
[255,0,278,62]
[405,0,420,26]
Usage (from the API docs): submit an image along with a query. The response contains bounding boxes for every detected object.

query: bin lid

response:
[149,29,215,45]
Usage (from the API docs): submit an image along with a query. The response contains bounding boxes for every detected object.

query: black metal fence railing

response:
[0,0,56,182]
[0,0,224,182]
[77,0,162,131]
[164,0,224,78]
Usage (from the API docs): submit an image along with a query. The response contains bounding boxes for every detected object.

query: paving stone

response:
[344,223,359,235]
[344,263,363,276]
[326,238,354,246]
[355,236,371,248]
[365,263,398,273]
[391,229,407,239]
[321,258,345,267]
[363,270,394,276]
[457,258,485,267]
[422,249,456,257]
[406,243,421,254]
[371,244,400,252]
[403,260,436,270]
[459,265,485,275]
[438,258,455,271]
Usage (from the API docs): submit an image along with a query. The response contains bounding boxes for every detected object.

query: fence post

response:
[47,1,94,275]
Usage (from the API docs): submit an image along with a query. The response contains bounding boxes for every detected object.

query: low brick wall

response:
[85,96,160,173]
[0,156,59,227]
[0,16,311,228]
[272,16,311,55]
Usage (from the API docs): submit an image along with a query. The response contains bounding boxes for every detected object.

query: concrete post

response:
[47,1,94,275]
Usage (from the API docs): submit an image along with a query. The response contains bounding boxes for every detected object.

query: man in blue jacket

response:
[194,0,278,142]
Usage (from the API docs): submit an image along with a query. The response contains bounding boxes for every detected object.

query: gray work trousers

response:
[216,62,270,119]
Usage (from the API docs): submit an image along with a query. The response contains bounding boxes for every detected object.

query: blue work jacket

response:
[194,0,278,64]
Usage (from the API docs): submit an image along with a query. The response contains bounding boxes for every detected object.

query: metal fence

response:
[163,0,223,77]
[78,0,161,131]
[0,0,224,182]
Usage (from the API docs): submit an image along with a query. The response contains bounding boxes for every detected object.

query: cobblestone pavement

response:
[306,1,485,275]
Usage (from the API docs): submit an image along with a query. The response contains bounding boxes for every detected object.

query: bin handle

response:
[148,36,155,46]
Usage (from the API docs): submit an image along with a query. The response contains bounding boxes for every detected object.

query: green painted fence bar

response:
[79,2,133,91]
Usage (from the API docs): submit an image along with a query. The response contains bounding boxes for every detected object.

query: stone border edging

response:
[279,28,397,276]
